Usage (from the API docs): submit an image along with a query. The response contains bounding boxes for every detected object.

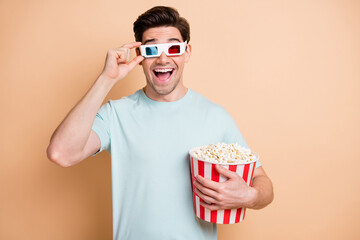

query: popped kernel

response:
[193,143,257,164]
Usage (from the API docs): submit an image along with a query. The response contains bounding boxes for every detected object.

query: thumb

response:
[215,164,238,179]
[127,55,144,70]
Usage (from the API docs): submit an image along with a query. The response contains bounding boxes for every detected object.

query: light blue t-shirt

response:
[92,89,261,240]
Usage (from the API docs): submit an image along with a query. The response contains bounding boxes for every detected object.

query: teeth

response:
[154,68,173,73]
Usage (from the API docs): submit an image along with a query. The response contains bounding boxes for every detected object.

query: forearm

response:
[248,173,274,209]
[47,75,114,164]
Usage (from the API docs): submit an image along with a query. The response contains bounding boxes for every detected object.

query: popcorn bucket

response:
[189,147,258,224]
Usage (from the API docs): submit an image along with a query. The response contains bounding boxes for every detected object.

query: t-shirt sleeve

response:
[91,101,111,156]
[220,108,262,168]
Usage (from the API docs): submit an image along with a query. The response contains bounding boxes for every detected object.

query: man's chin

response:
[152,86,176,96]
[148,80,179,96]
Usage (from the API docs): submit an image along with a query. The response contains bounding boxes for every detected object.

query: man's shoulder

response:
[190,89,228,114]
[96,90,142,118]
[106,89,142,107]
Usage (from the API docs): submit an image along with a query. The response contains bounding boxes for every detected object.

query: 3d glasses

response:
[139,41,187,58]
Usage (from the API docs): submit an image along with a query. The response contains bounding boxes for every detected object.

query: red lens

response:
[168,45,180,54]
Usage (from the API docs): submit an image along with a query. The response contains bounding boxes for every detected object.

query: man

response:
[47,6,273,240]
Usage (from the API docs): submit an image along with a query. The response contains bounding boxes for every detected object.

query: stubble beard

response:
[146,75,181,96]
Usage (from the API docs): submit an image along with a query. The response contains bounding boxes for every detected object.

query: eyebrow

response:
[143,38,182,45]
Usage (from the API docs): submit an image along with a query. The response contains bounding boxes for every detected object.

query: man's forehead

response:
[142,26,183,43]
[143,38,182,45]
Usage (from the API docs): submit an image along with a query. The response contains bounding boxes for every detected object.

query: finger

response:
[200,201,221,211]
[193,179,219,200]
[109,48,129,63]
[196,175,221,191]
[194,188,217,204]
[122,41,142,49]
[112,42,142,63]
[215,164,239,179]
[127,55,144,70]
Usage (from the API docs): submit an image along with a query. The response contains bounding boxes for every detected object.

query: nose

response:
[156,52,171,64]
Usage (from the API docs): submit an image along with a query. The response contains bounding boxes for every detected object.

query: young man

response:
[47,6,273,240]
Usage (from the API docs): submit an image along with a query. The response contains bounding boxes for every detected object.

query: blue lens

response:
[145,46,158,56]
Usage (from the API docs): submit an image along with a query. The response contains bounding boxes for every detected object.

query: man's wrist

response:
[246,187,259,209]
[96,74,116,92]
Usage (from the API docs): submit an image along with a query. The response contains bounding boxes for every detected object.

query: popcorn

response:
[193,143,256,164]
[189,143,259,223]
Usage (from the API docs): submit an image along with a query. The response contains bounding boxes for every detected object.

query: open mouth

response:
[153,68,174,83]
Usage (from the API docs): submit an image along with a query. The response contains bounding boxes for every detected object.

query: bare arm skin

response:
[46,42,144,167]
[193,166,274,210]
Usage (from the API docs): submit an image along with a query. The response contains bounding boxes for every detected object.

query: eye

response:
[145,46,158,55]
[168,45,180,54]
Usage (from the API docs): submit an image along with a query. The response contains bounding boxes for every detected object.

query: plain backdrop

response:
[1,0,359,239]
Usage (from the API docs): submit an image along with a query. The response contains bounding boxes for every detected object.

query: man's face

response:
[141,26,191,96]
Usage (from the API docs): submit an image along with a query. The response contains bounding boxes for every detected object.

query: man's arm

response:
[246,166,274,209]
[46,42,144,167]
[193,165,274,210]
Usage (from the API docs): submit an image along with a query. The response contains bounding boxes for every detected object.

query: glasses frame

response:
[139,41,188,58]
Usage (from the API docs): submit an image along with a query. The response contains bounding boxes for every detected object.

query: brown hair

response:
[133,6,190,43]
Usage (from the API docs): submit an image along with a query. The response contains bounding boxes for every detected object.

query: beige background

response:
[1,0,359,239]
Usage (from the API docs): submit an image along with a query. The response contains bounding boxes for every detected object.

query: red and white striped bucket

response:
[189,148,258,224]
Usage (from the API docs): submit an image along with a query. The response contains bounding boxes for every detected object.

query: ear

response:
[184,43,191,63]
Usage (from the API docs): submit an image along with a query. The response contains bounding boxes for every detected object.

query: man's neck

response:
[143,84,188,102]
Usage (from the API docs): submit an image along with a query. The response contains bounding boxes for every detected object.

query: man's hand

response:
[193,164,259,211]
[101,42,144,83]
